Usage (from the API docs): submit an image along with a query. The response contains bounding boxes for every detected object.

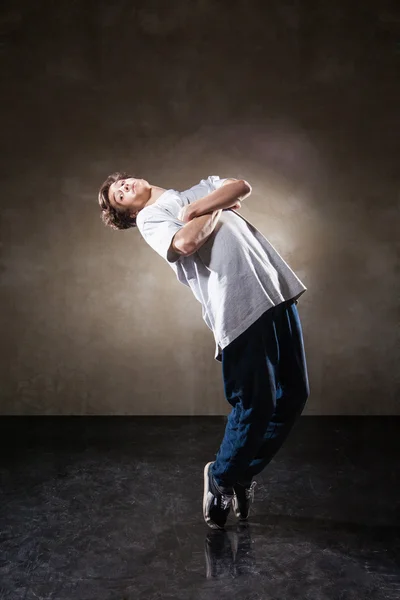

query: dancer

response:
[98,173,310,529]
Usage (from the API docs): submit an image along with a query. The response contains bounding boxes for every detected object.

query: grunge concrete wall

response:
[1,0,399,414]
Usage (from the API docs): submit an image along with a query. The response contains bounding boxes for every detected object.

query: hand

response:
[231,200,242,210]
[178,205,196,223]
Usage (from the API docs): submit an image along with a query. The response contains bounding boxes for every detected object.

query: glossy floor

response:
[0,417,399,599]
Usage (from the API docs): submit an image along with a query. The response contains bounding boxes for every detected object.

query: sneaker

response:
[232,481,257,520]
[203,462,234,530]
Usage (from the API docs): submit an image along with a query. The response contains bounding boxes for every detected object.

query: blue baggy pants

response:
[211,299,310,488]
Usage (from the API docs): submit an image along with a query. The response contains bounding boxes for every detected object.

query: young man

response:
[98,173,310,530]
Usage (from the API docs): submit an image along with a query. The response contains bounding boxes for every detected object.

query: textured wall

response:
[1,0,399,414]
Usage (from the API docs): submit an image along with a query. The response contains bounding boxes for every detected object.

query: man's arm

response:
[190,179,252,218]
[171,178,251,256]
[172,210,223,256]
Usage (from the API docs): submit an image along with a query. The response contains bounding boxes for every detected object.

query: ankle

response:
[211,474,233,496]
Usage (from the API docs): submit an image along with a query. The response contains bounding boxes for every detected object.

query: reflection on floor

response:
[0,417,399,599]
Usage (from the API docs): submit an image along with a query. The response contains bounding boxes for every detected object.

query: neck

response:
[147,185,166,206]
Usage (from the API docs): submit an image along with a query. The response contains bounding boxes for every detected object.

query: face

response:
[108,177,151,216]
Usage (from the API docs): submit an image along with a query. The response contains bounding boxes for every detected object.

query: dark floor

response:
[0,417,399,600]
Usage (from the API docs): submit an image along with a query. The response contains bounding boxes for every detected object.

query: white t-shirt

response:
[136,176,307,362]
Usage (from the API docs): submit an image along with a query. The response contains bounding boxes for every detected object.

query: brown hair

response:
[98,171,137,230]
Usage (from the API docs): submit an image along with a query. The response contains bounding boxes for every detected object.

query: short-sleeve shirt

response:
[136,176,307,362]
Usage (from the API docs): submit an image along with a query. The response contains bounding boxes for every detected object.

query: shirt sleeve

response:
[181,175,231,203]
[138,206,184,264]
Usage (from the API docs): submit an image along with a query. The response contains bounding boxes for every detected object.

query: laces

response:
[245,481,257,501]
[220,494,233,510]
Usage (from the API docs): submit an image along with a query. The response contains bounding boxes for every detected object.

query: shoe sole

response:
[203,462,224,530]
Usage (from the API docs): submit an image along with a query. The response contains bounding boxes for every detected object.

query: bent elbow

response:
[179,238,196,257]
[239,179,252,199]
[182,239,198,256]
[170,232,191,257]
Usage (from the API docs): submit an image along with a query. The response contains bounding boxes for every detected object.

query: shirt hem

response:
[213,288,306,362]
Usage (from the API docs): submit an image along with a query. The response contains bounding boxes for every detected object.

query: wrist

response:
[190,202,202,219]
